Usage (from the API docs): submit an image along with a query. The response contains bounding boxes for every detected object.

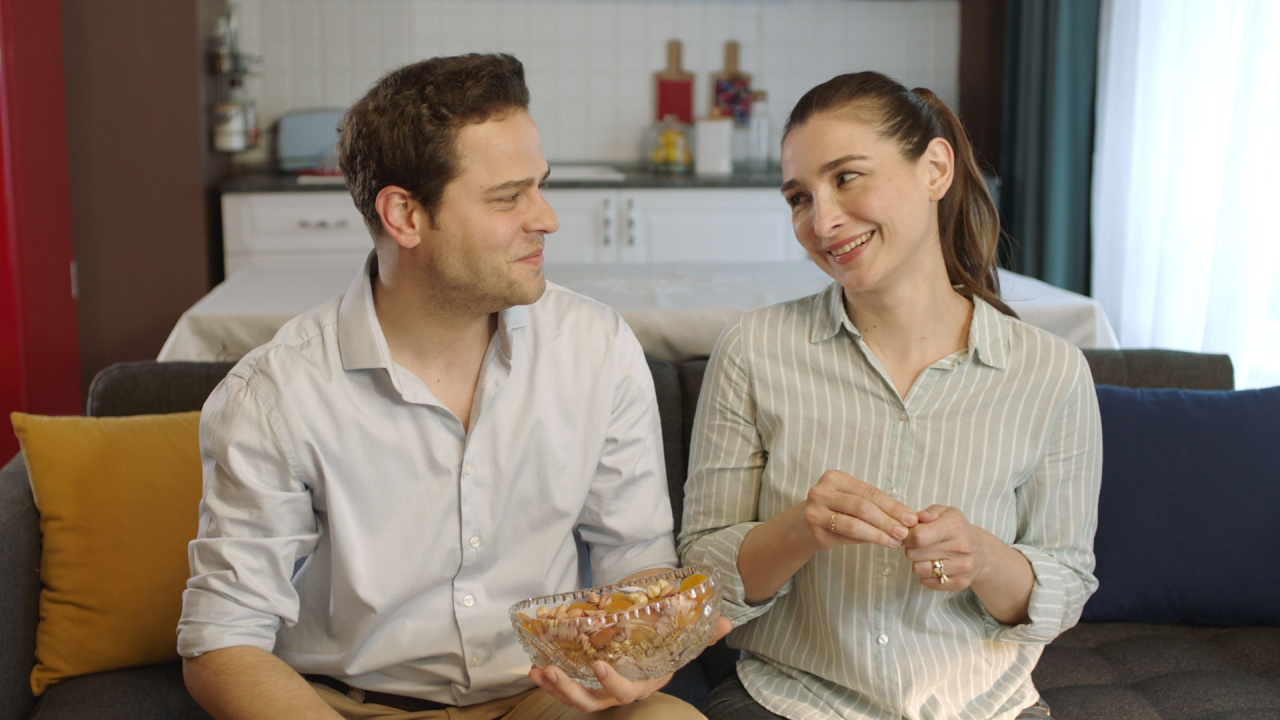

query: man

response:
[178,53,723,720]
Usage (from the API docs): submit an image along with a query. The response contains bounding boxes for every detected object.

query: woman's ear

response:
[375,186,428,249]
[922,137,954,201]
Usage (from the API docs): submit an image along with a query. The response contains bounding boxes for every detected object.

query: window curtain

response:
[1092,0,1280,388]
[999,0,1101,295]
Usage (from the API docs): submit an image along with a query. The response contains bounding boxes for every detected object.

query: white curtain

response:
[1092,0,1280,389]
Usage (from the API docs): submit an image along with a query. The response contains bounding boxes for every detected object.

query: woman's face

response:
[780,110,953,297]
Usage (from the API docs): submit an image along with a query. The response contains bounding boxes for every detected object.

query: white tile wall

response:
[231,0,960,165]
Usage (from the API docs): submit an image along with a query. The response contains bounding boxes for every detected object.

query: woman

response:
[677,72,1102,720]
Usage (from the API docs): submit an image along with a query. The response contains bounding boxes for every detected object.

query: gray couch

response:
[3,350,1277,720]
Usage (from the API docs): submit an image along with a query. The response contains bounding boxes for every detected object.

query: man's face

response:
[418,110,558,314]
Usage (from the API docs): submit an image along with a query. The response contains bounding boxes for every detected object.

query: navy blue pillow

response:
[1082,384,1280,625]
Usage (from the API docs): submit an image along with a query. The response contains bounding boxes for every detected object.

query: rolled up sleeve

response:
[178,374,321,657]
[986,357,1103,644]
[678,324,790,625]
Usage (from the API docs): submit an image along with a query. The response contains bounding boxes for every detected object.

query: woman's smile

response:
[826,229,875,262]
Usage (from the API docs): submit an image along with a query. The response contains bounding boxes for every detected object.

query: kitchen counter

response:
[218,163,784,193]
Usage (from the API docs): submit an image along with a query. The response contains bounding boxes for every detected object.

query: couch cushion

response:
[31,661,211,720]
[9,411,202,695]
[1034,623,1280,720]
[1082,385,1280,625]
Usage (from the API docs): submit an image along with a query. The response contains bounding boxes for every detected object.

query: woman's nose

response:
[811,191,845,239]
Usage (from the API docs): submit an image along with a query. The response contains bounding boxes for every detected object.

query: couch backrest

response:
[78,349,1234,538]
[1080,349,1233,390]
[86,361,238,417]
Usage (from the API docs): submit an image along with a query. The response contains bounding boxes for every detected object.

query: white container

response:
[748,91,770,172]
[695,114,733,176]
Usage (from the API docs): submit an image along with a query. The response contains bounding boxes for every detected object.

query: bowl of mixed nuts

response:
[508,565,722,688]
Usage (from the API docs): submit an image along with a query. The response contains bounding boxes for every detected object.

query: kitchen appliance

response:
[276,108,345,172]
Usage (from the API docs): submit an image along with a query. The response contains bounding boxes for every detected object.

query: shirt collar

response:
[808,279,1010,370]
[966,294,1009,370]
[810,280,851,344]
[336,251,532,372]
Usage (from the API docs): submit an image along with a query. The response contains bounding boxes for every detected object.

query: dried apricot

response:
[603,597,633,613]
[678,573,708,594]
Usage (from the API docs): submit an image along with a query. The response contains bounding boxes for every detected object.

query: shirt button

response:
[462,595,475,607]
[881,567,892,576]
[898,411,908,421]
[878,634,889,645]
[889,485,898,495]
[470,655,480,667]
[469,536,481,548]
[463,464,474,476]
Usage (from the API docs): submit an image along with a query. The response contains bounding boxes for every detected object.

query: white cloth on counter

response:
[159,261,1119,363]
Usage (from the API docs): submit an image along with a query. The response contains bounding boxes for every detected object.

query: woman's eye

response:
[835,171,861,186]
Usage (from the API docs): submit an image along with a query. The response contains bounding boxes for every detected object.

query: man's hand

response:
[528,616,732,711]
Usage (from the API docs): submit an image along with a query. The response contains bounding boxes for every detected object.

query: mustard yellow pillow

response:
[10,411,202,695]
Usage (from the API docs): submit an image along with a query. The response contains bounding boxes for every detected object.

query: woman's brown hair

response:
[783,72,1016,317]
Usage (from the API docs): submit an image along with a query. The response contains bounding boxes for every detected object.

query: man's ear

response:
[922,137,954,201]
[375,186,429,249]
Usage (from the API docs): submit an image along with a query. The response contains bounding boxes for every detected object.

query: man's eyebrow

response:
[483,167,552,195]
[780,154,872,195]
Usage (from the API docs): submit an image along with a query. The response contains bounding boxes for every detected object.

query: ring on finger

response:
[829,512,839,533]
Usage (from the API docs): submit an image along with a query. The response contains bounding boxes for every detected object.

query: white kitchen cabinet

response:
[222,187,802,276]
[221,191,371,276]
[542,188,802,263]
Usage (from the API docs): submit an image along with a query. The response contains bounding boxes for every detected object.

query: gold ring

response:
[939,573,950,584]
[829,512,838,533]
[931,559,945,578]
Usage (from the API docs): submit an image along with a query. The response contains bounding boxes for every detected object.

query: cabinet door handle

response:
[298,218,349,229]
[626,198,636,246]
[602,197,613,247]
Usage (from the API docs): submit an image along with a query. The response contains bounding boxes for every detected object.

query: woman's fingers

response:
[824,506,906,548]
[811,470,917,548]
[903,506,974,591]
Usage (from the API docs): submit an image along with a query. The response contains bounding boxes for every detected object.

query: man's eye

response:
[785,193,809,208]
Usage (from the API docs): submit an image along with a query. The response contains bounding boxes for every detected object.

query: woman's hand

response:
[528,616,732,711]
[904,505,1035,623]
[804,470,919,551]
[901,505,986,591]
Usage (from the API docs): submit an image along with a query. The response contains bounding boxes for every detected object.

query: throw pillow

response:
[10,411,202,694]
[1081,385,1280,625]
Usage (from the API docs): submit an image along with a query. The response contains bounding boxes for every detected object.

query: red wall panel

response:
[1,0,82,461]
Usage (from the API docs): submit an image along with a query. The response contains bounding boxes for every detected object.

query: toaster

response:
[276,108,345,172]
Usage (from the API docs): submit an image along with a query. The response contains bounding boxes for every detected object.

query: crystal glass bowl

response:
[509,565,722,689]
